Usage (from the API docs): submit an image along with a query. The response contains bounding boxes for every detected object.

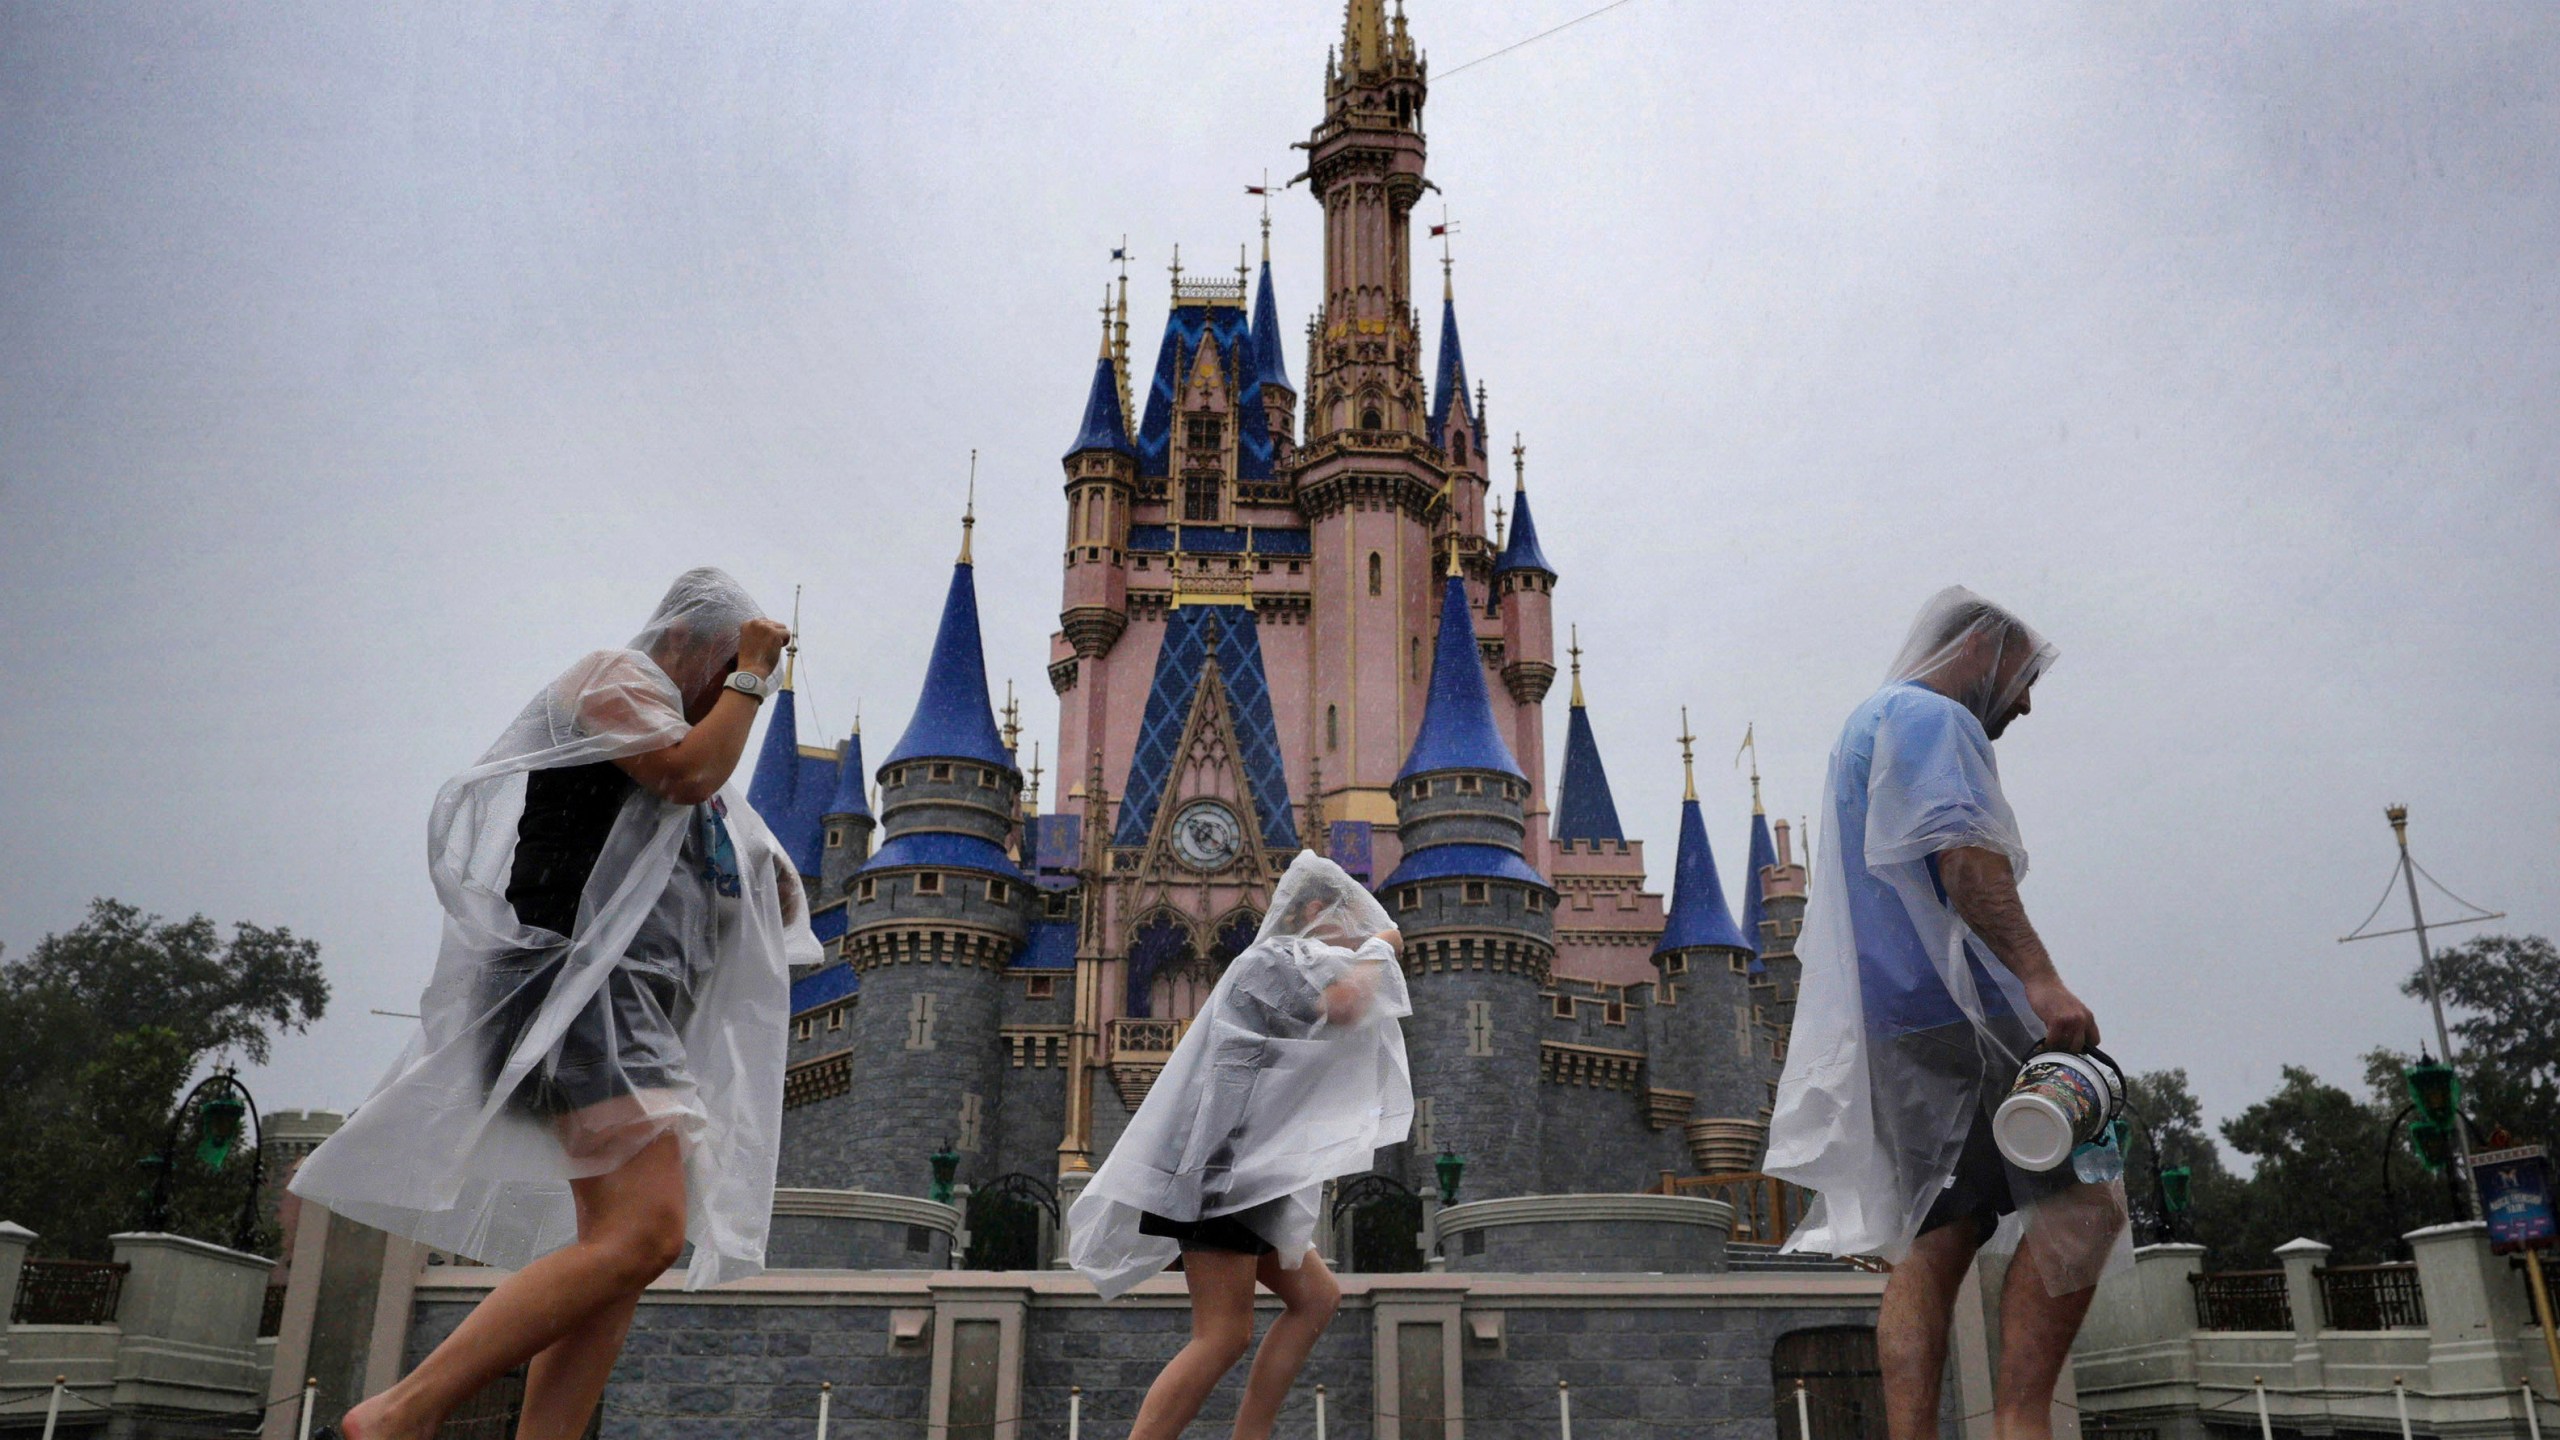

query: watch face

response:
[1170,800,1244,872]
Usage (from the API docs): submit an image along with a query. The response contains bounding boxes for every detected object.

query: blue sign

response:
[2472,1145,2556,1253]
[1329,821,1374,881]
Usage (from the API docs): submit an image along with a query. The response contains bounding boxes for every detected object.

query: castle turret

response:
[1550,638,1622,846]
[1250,248,1297,459]
[819,723,874,905]
[1648,715,1762,1177]
[1756,815,1811,1072]
[746,674,838,895]
[1427,268,1491,575]
[834,510,1030,1194]
[1381,562,1555,1203]
[1494,441,1558,873]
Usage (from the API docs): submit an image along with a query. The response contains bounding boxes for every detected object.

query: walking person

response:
[292,568,817,1440]
[1068,852,1411,1440]
[1766,586,2129,1440]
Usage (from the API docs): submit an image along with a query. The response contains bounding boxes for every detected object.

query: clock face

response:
[1170,800,1245,872]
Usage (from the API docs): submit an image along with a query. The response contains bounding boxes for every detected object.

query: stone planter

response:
[1434,1193,1734,1274]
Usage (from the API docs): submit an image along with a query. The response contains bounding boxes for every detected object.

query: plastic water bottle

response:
[2071,1122,2126,1184]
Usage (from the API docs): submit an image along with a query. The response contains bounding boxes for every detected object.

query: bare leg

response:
[1878,1222,1985,1440]
[1230,1250,1340,1440]
[340,1132,687,1440]
[1991,1239,2098,1440]
[512,1287,639,1440]
[1128,1251,1259,1440]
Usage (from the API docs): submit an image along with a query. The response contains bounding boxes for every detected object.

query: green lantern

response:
[2159,1165,2192,1215]
[928,1148,961,1205]
[196,1090,247,1173]
[1433,1151,1465,1207]
[2404,1054,2460,1128]
[2410,1118,2454,1175]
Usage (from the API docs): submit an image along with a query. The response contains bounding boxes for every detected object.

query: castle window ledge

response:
[783,1050,854,1109]
[1538,1041,1645,1092]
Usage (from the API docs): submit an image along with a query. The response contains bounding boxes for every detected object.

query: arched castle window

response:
[1125,911,1196,1020]
[1452,430,1467,464]
[1362,404,1383,431]
[1185,474,1221,523]
[1326,705,1339,750]
[1410,635,1421,680]
[1367,552,1382,596]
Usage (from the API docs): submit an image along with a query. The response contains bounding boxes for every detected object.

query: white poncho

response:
[291,568,815,1289]
[1765,586,2130,1293]
[1069,852,1412,1299]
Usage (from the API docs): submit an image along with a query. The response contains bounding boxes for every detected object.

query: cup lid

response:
[1994,1094,2076,1171]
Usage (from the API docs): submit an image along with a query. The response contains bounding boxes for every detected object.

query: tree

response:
[1,899,328,1258]
[2405,933,2560,1149]
[2120,1069,2246,1253]
[2212,1065,2458,1266]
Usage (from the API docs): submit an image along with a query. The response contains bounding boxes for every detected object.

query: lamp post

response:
[141,1070,266,1251]
[2405,1053,2469,1219]
[928,1147,961,1206]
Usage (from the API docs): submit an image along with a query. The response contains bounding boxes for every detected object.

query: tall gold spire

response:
[1113,239,1132,424]
[1738,723,1763,813]
[1567,625,1585,707]
[1343,0,1386,74]
[1513,432,1527,490]
[1678,706,1698,802]
[958,450,977,564]
[782,584,801,690]
[1026,741,1042,815]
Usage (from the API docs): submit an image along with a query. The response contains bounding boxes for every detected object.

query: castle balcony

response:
[1105,1015,1190,1109]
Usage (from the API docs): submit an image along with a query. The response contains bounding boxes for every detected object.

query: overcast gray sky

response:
[3,2,2553,1158]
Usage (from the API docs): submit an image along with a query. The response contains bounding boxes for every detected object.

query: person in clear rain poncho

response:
[1068,851,1410,1440]
[1765,586,2129,1440]
[291,568,815,1440]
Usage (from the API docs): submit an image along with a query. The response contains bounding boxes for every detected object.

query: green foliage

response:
[2404,933,2560,1148]
[0,899,328,1258]
[2120,1069,2246,1249]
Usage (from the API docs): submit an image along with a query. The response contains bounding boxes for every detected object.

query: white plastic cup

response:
[1994,1051,2122,1171]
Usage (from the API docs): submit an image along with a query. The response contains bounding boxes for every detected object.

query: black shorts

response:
[1891,1020,2076,1243]
[1138,1209,1277,1257]
[479,944,694,1118]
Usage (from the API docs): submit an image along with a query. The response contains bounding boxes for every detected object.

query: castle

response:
[752,0,1813,1241]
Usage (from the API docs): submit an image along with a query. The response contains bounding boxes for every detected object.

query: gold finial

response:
[1098,286,1114,358]
[1678,706,1698,802]
[1168,243,1182,288]
[1737,723,1762,813]
[783,584,801,690]
[1113,239,1133,425]
[1027,741,1043,814]
[959,450,978,564]
[1513,433,1527,490]
[1238,242,1250,290]
[1253,170,1273,262]
[852,700,861,735]
[1568,625,1585,708]
[1445,537,1462,579]
[1435,204,1459,302]
[1491,492,1507,548]
[1001,680,1021,753]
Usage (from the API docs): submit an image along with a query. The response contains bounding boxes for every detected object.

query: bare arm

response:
[1321,927,1404,1027]
[1938,846,2098,1051]
[615,619,791,806]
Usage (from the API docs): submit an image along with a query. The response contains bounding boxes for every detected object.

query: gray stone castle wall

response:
[1400,961,1544,1200]
[825,955,1006,1193]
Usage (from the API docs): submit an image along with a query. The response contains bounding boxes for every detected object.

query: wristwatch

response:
[724,670,775,702]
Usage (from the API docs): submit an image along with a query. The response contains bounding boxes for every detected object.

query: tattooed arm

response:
[1939,845,2099,1051]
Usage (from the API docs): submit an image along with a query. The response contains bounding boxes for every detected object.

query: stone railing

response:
[1654,1172,1811,1248]
[0,1223,275,1431]
[2074,1224,2559,1440]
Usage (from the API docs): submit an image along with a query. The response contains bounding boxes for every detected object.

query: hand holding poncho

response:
[1069,852,1412,1299]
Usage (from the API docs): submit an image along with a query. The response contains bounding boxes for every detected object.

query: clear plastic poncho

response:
[290,568,816,1289]
[1764,586,2130,1293]
[1068,852,1412,1299]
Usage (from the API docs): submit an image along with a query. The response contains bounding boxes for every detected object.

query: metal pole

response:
[1314,1383,1326,1440]
[2393,1376,2412,1440]
[2526,1251,2560,1415]
[2390,807,2477,1212]
[1558,1379,1574,1440]
[816,1380,832,1440]
[298,1377,318,1440]
[1069,1385,1082,1440]
[1794,1378,1813,1440]
[2254,1376,2273,1440]
[2524,1378,2544,1440]
[40,1376,63,1440]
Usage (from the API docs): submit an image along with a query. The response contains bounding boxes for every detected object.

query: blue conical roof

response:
[1427,293,1473,450]
[1251,260,1293,393]
[1656,798,1752,955]
[746,683,803,823]
[826,730,871,819]
[883,561,1014,770]
[1495,483,1555,577]
[1552,701,1624,842]
[1397,573,1525,781]
[1741,808,1777,970]
[1064,353,1132,458]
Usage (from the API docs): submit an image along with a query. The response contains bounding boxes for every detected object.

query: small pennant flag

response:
[1429,223,1449,237]
[1244,184,1270,196]
[1110,246,1127,261]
